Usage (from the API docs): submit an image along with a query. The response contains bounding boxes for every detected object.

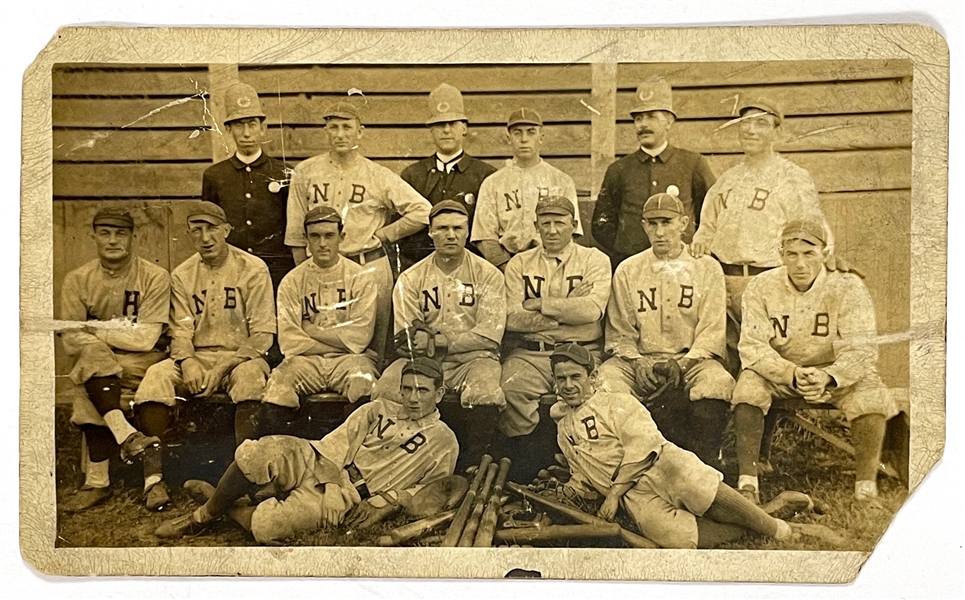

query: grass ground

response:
[53,404,906,551]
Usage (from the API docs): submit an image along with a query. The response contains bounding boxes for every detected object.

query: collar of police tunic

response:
[635,144,674,164]
[229,150,267,169]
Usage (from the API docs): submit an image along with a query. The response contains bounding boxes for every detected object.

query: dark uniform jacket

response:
[398,153,497,269]
[593,146,716,265]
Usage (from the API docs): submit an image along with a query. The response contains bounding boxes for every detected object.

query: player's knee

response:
[731,370,772,411]
[689,366,735,402]
[228,361,269,403]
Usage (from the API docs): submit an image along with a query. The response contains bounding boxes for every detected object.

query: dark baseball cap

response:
[738,97,783,125]
[92,207,134,229]
[535,195,576,218]
[550,343,595,372]
[322,101,362,122]
[642,193,685,219]
[507,107,543,128]
[429,200,469,221]
[402,357,445,382]
[781,219,827,247]
[186,201,227,226]
[304,205,343,228]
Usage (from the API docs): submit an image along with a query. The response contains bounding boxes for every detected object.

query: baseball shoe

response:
[62,486,111,513]
[145,481,171,511]
[761,491,815,521]
[183,479,216,506]
[119,431,160,464]
[155,512,208,539]
[788,522,847,548]
[738,485,760,505]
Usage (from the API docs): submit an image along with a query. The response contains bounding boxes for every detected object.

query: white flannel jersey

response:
[606,247,726,361]
[739,266,879,388]
[276,255,377,358]
[470,159,582,254]
[692,154,831,267]
[285,153,431,256]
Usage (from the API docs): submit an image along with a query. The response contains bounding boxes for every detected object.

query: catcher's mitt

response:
[394,320,450,362]
[404,475,469,519]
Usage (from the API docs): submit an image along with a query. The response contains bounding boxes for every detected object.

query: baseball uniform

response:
[235,397,457,543]
[470,159,582,259]
[60,256,170,426]
[733,266,898,421]
[262,255,380,408]
[134,245,275,406]
[499,242,611,437]
[593,146,715,263]
[286,152,431,360]
[553,390,723,549]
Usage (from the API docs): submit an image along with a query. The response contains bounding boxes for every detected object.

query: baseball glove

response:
[404,475,470,519]
[393,320,450,362]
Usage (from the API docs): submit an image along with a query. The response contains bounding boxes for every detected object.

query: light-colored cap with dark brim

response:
[186,201,227,226]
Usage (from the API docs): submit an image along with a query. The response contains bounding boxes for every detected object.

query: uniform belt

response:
[516,339,598,353]
[344,462,370,500]
[346,246,386,265]
[717,261,775,277]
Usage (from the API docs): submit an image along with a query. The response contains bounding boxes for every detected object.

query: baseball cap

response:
[92,207,134,229]
[642,192,685,219]
[426,84,468,125]
[402,357,445,383]
[304,205,343,228]
[535,195,576,218]
[322,101,362,122]
[781,219,827,247]
[429,200,469,221]
[738,97,783,125]
[186,201,227,226]
[550,343,595,372]
[629,76,676,118]
[507,107,543,128]
[223,82,266,124]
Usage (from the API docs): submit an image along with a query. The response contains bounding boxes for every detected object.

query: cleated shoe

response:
[789,522,847,548]
[145,481,171,511]
[155,513,208,539]
[738,485,760,505]
[62,486,112,513]
[761,491,815,521]
[119,431,160,464]
[183,479,216,505]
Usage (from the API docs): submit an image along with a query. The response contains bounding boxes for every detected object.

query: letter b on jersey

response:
[400,433,427,454]
[581,416,599,440]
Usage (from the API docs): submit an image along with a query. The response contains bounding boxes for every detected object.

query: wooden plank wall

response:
[52,60,911,399]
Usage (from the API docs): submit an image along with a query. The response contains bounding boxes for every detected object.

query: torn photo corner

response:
[21,24,948,581]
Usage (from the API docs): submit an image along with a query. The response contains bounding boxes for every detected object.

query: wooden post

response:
[589,63,618,201]
[206,64,240,163]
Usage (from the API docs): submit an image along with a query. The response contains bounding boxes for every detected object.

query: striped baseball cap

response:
[507,107,543,128]
[304,205,342,228]
[550,343,595,372]
[642,192,685,219]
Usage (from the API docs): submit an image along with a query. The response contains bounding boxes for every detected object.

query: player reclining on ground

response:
[155,358,458,544]
[547,343,843,549]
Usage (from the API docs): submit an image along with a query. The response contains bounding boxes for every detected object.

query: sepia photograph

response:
[19,22,949,584]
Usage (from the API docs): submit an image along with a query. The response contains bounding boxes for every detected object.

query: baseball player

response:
[398,84,498,270]
[599,192,733,468]
[133,201,275,510]
[690,98,833,371]
[731,219,898,505]
[497,195,610,481]
[58,208,170,512]
[260,205,380,434]
[470,108,582,270]
[285,101,432,362]
[593,77,716,267]
[550,343,842,549]
[155,358,458,544]
[201,81,295,294]
[371,200,506,471]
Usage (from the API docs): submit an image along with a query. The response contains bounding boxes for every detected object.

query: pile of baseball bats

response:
[442,454,512,547]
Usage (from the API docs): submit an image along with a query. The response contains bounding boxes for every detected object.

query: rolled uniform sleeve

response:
[738,277,797,385]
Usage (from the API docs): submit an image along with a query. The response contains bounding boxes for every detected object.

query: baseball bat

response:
[494,523,622,544]
[376,510,456,547]
[505,482,659,549]
[473,457,512,547]
[457,462,499,547]
[442,454,493,547]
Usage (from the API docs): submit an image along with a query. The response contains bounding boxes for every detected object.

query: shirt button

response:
[652,181,658,186]
[248,247,253,252]
[245,166,251,172]
[245,193,252,199]
[246,220,253,226]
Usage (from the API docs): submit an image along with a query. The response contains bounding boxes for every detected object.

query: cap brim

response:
[426,113,468,125]
[536,208,574,217]
[92,218,134,228]
[402,365,443,380]
[629,106,677,118]
[224,112,266,124]
[187,214,225,225]
[642,209,682,220]
[324,112,359,121]
[508,120,542,128]
[782,233,824,246]
[551,350,593,369]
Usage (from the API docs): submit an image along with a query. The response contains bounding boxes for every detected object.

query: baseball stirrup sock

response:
[851,414,887,483]
[84,376,122,415]
[102,410,137,445]
[79,424,117,462]
[734,404,765,477]
[696,518,747,549]
[705,482,779,537]
[85,459,110,489]
[205,462,259,519]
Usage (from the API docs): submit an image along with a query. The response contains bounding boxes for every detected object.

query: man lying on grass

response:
[548,343,845,549]
[155,358,458,544]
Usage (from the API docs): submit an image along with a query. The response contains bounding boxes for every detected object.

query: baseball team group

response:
[57,76,899,549]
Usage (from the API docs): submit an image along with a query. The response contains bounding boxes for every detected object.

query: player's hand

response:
[690,242,709,258]
[652,359,683,390]
[569,281,594,297]
[344,499,397,530]
[197,366,226,398]
[522,298,543,312]
[633,359,661,389]
[320,483,348,527]
[181,358,206,395]
[794,367,830,401]
[597,494,621,522]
